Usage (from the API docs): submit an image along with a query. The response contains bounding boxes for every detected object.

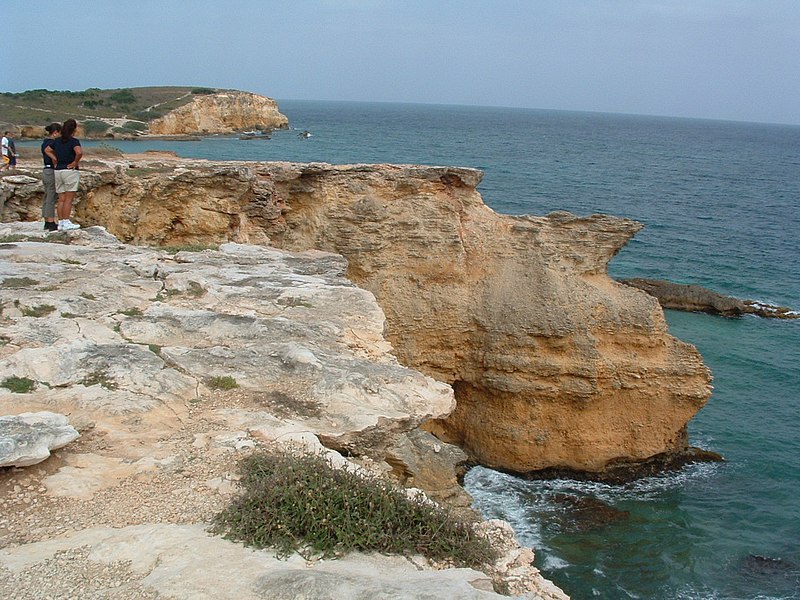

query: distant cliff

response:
[0,87,288,138]
[1,154,713,480]
[148,91,288,135]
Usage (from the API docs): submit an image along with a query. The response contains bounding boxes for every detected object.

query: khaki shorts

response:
[55,169,80,193]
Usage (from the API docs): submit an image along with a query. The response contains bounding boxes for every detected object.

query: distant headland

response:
[0,86,289,139]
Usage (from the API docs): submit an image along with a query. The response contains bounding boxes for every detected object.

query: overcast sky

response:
[6,1,800,125]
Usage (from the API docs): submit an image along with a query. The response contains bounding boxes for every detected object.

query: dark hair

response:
[61,119,78,141]
[45,122,62,134]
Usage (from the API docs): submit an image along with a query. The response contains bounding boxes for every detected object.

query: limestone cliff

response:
[0,156,713,476]
[148,91,288,135]
[0,222,566,599]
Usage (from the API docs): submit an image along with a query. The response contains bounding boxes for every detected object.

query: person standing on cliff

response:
[6,133,18,169]
[1,132,10,170]
[44,118,82,231]
[41,123,61,232]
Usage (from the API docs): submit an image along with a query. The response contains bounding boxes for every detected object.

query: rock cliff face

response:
[1,156,713,476]
[148,92,288,135]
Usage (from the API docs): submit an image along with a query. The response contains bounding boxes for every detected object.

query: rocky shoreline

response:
[0,148,723,598]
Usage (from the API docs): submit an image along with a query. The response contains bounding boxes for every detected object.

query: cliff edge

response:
[0,222,565,599]
[1,155,713,478]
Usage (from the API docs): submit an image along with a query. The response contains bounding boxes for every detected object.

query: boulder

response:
[0,411,79,467]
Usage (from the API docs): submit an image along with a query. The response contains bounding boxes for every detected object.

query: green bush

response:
[211,450,497,567]
[83,120,111,135]
[121,121,147,131]
[109,89,136,104]
[133,110,162,121]
[191,87,216,95]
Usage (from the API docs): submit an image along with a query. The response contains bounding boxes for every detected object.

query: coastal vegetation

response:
[0,86,219,128]
[212,449,497,567]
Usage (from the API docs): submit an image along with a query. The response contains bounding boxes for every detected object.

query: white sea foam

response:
[542,555,570,570]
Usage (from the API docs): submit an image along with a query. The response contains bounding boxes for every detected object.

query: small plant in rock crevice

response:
[208,375,238,390]
[211,449,498,568]
[80,369,118,390]
[1,276,39,289]
[162,244,219,255]
[1,376,36,393]
[22,304,56,318]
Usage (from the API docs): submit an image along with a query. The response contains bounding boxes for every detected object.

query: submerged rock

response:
[550,494,630,533]
[523,447,724,484]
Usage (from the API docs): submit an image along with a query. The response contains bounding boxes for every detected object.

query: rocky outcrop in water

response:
[619,278,799,319]
[148,91,288,135]
[1,155,712,478]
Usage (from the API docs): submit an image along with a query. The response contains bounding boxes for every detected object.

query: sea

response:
[78,100,800,599]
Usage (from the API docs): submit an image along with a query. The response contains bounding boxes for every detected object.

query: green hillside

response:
[0,86,221,128]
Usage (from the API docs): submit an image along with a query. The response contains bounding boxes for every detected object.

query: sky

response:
[4,1,800,125]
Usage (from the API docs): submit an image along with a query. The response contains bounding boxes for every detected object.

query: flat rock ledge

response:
[0,222,567,600]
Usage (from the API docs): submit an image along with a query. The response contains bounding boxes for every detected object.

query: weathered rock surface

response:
[148,91,288,135]
[0,223,453,470]
[0,156,713,477]
[620,277,799,319]
[0,222,565,599]
[0,523,563,600]
[0,412,79,467]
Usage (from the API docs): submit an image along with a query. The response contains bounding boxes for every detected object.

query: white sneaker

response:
[59,220,81,231]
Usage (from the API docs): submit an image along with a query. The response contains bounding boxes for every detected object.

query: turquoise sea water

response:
[73,101,800,599]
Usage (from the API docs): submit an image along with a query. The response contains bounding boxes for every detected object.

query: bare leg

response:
[57,191,76,220]
[56,193,65,220]
[62,191,76,219]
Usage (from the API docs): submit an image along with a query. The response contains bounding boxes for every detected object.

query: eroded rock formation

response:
[1,156,713,477]
[148,91,288,135]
